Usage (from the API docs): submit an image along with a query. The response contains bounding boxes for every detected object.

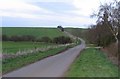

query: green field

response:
[2,27,77,74]
[2,41,57,54]
[2,27,66,38]
[65,28,87,37]
[3,46,68,74]
[2,27,68,54]
[66,48,119,77]
[65,28,88,42]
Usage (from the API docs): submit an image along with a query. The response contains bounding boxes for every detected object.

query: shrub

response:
[9,35,36,42]
[86,24,116,47]
[21,35,35,41]
[40,37,52,43]
[53,36,72,44]
[10,35,21,42]
[99,35,116,47]
[2,35,9,41]
[57,25,64,32]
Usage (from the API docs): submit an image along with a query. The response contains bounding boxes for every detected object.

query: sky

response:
[0,0,117,28]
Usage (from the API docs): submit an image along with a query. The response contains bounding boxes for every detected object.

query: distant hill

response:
[65,28,88,38]
[2,27,66,39]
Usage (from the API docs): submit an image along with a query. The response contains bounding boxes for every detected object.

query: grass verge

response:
[3,46,68,74]
[66,48,119,77]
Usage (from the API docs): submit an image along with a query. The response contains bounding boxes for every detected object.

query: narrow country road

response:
[3,39,85,77]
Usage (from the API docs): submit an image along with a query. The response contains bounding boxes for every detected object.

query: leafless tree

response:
[91,0,119,44]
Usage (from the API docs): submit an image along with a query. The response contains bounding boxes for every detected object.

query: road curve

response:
[3,40,85,77]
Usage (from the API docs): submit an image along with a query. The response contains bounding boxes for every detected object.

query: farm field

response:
[65,28,87,37]
[2,27,78,74]
[2,41,58,54]
[2,27,73,54]
[3,46,68,74]
[2,27,66,39]
[66,48,119,77]
[65,28,88,42]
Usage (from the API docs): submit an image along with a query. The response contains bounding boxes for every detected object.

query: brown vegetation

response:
[86,0,119,67]
[101,42,118,66]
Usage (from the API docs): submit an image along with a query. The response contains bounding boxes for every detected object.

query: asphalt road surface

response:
[3,39,85,77]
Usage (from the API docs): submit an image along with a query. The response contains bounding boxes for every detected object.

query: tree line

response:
[86,0,119,47]
[2,35,72,44]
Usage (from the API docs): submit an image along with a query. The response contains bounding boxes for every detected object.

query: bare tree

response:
[91,0,119,44]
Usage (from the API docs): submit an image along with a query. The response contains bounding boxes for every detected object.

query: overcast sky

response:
[1,0,118,28]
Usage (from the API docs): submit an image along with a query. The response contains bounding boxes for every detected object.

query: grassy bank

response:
[66,48,119,77]
[3,46,68,74]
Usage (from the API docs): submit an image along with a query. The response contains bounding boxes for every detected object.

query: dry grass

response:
[101,42,118,66]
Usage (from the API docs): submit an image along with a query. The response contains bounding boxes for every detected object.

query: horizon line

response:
[1,26,89,28]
